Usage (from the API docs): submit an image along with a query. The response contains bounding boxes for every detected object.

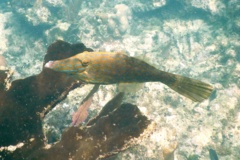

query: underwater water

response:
[0,0,239,159]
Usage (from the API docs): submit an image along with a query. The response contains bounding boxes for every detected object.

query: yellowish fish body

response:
[71,51,129,83]
[45,51,214,102]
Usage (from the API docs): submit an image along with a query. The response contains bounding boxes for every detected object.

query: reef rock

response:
[29,92,150,160]
[0,40,91,158]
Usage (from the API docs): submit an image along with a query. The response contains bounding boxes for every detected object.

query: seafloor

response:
[0,0,239,159]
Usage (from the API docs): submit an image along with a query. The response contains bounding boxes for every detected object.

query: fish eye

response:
[82,61,89,67]
[79,59,89,67]
[72,58,89,68]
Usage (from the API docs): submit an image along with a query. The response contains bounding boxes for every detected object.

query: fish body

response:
[45,51,213,102]
[45,51,174,84]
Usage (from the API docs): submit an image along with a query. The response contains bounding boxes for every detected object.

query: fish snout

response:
[44,61,55,68]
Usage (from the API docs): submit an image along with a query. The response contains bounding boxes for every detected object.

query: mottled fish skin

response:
[45,51,214,102]
[45,51,174,84]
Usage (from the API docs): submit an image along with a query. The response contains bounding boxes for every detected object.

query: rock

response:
[0,40,90,158]
[28,92,150,160]
[0,68,13,91]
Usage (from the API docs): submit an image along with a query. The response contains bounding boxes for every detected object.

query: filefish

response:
[45,51,213,102]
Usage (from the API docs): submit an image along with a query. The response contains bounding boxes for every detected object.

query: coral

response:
[96,4,132,37]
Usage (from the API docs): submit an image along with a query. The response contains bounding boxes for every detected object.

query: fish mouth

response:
[44,61,54,68]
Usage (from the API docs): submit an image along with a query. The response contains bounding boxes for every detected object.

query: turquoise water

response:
[0,0,239,159]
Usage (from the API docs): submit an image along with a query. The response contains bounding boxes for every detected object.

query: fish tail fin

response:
[165,74,213,102]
